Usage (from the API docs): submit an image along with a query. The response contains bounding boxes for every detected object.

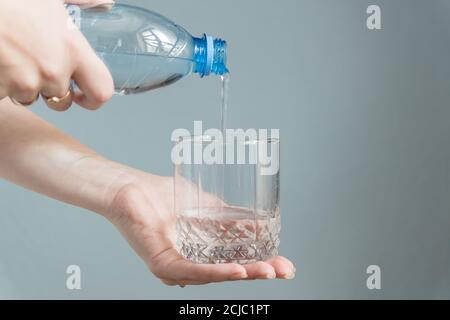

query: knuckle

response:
[15,75,40,94]
[92,86,114,105]
[40,63,64,82]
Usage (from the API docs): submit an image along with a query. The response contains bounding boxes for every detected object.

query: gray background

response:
[1,0,450,299]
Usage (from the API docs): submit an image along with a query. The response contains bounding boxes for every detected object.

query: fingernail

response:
[265,272,276,279]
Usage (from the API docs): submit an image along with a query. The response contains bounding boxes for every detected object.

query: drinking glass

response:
[174,134,280,264]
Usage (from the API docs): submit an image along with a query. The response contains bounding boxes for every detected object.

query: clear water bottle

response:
[67,4,228,94]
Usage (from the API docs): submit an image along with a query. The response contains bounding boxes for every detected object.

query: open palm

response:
[106,174,295,286]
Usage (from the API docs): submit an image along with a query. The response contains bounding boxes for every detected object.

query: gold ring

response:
[41,88,73,105]
[10,95,39,107]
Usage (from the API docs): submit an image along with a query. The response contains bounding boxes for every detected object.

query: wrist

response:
[66,155,139,216]
[86,158,170,222]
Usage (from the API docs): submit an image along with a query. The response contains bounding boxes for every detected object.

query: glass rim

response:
[175,134,280,145]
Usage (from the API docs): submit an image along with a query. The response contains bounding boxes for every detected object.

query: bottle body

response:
[70,4,227,94]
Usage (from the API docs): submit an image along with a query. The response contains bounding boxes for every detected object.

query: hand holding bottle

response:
[0,0,114,110]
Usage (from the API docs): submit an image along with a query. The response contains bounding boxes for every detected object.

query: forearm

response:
[0,98,138,215]
[0,102,295,285]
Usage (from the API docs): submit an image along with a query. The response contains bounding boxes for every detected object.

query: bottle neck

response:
[193,34,228,77]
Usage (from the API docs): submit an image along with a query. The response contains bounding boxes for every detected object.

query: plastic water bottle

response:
[67,4,228,94]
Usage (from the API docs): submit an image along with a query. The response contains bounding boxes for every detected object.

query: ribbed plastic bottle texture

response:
[68,4,228,94]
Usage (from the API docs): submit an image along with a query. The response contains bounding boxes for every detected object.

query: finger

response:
[71,30,114,110]
[9,92,39,107]
[265,256,296,279]
[64,0,115,10]
[160,278,181,286]
[160,278,209,287]
[242,261,276,280]
[41,79,73,112]
[170,260,247,283]
[64,0,99,4]
[7,69,40,106]
[153,248,248,284]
